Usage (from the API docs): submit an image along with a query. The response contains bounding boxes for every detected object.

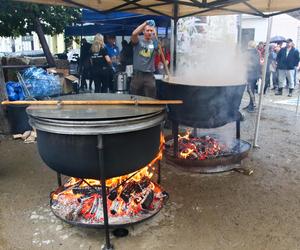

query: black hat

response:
[286,38,293,43]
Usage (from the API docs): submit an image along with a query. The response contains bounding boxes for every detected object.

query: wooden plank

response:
[1,100,183,105]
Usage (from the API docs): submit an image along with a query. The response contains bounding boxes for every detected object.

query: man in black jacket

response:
[275,38,300,97]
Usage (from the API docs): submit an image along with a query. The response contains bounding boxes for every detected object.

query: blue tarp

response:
[65,9,170,37]
[65,24,169,36]
[81,9,170,27]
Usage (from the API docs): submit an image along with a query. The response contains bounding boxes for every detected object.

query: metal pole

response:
[171,2,179,73]
[253,17,273,148]
[56,173,62,187]
[237,14,242,47]
[78,22,83,90]
[157,160,161,184]
[97,135,114,250]
[296,88,300,116]
[170,20,174,74]
[172,120,179,157]
[193,127,198,137]
[236,120,240,139]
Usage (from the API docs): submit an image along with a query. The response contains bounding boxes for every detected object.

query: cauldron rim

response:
[162,78,246,87]
[28,110,165,135]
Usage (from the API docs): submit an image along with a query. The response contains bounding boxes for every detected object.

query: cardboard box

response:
[65,75,78,82]
[47,67,69,76]
[60,74,79,94]
[59,77,70,94]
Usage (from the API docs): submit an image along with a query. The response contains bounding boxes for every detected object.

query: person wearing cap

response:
[275,38,300,97]
[105,35,120,92]
[130,20,158,98]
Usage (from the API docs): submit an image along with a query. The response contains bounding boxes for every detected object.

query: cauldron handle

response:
[97,135,114,250]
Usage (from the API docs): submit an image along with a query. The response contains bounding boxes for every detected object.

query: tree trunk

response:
[0,60,10,134]
[11,37,15,52]
[34,17,56,67]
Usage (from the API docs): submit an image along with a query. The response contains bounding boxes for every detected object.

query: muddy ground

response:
[0,90,300,250]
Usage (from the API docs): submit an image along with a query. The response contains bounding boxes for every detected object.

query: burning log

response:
[139,176,151,189]
[108,189,118,201]
[120,181,137,203]
[141,189,154,210]
[73,186,101,195]
[110,199,121,215]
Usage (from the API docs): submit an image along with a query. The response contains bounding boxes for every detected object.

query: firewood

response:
[141,189,154,210]
[110,199,121,215]
[21,130,31,140]
[12,134,23,139]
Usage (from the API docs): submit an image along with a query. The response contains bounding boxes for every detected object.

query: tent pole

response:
[171,2,179,74]
[78,22,83,90]
[237,14,242,46]
[253,16,273,148]
[296,88,300,115]
[170,20,174,74]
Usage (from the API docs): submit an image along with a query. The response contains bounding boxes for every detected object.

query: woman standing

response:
[90,34,112,93]
[244,40,261,113]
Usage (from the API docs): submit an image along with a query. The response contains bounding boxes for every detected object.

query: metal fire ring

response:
[164,136,251,174]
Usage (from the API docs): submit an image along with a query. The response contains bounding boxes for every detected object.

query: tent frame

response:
[60,0,300,19]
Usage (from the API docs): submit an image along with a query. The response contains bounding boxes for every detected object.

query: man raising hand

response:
[130,20,158,98]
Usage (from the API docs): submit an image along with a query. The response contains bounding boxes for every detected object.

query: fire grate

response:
[164,132,251,173]
[50,166,168,228]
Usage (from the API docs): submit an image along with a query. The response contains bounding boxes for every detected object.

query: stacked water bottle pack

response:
[21,66,62,99]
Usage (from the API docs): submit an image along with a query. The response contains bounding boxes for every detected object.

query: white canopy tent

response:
[14,1,300,18]
[14,0,300,147]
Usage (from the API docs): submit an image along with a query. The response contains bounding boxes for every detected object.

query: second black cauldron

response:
[157,79,246,128]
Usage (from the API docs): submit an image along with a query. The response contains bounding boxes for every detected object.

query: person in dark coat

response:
[90,34,112,93]
[275,38,300,97]
[243,40,261,112]
[79,38,92,90]
[120,40,133,72]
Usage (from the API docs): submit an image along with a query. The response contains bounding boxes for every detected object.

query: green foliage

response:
[0,0,81,37]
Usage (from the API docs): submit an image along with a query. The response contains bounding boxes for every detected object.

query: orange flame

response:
[51,132,165,219]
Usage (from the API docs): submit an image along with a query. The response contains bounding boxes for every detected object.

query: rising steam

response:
[172,41,247,86]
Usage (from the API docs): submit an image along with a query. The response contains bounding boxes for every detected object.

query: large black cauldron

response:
[27,93,165,179]
[157,79,246,128]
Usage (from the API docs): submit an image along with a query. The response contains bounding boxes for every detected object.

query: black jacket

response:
[276,47,299,70]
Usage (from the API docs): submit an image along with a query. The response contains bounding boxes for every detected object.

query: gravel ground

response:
[0,89,300,250]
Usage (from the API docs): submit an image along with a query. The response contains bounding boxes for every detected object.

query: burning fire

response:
[51,133,167,225]
[167,129,230,160]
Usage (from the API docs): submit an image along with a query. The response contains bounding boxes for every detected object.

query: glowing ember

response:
[166,129,231,160]
[50,134,167,226]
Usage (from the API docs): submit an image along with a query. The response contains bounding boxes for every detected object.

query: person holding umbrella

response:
[270,35,286,44]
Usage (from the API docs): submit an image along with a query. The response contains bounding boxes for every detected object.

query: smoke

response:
[173,41,247,86]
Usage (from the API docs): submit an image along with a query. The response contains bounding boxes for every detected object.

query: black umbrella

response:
[270,35,286,43]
